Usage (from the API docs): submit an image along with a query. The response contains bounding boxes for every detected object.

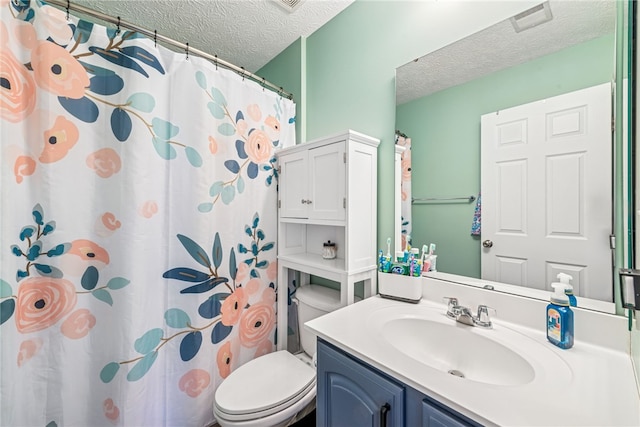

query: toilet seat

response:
[214,350,316,423]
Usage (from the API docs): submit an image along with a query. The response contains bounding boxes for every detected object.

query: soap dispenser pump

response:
[547,283,574,349]
[557,273,577,307]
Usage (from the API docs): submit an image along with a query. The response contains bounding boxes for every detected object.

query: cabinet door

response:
[279,151,308,218]
[421,398,475,427]
[308,142,346,221]
[317,340,404,427]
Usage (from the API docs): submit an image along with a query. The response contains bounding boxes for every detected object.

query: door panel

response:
[481,83,611,300]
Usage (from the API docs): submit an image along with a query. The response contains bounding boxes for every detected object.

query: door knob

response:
[482,240,493,248]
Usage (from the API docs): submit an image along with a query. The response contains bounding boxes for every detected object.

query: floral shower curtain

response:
[395,134,411,249]
[0,1,295,426]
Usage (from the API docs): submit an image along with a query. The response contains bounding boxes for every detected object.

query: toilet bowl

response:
[213,285,343,427]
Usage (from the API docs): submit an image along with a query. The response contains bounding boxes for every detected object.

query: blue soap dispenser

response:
[547,283,574,349]
[557,273,577,307]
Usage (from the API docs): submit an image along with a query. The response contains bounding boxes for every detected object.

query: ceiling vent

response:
[272,0,306,13]
[510,2,553,33]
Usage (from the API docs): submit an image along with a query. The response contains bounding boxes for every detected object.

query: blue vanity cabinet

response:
[317,339,404,427]
[406,387,482,427]
[317,339,481,427]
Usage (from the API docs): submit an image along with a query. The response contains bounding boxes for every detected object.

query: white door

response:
[481,83,612,301]
[308,142,346,221]
[279,151,308,219]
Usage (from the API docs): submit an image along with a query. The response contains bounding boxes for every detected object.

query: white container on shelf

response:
[377,272,422,303]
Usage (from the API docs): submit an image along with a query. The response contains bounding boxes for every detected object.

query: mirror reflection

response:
[395,0,622,311]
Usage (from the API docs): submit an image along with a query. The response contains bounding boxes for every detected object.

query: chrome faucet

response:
[443,297,495,328]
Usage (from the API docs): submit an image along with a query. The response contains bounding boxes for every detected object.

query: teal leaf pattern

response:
[164,308,191,328]
[198,294,227,319]
[207,102,225,119]
[163,268,210,283]
[176,234,211,268]
[81,266,99,290]
[58,96,99,123]
[134,328,164,354]
[106,277,130,289]
[217,123,235,136]
[100,362,120,383]
[151,137,177,160]
[151,118,179,140]
[210,87,227,106]
[0,280,12,298]
[89,74,124,96]
[185,147,202,167]
[127,352,158,382]
[179,332,202,361]
[0,299,16,325]
[92,289,113,306]
[74,20,94,43]
[89,47,150,78]
[195,70,207,89]
[127,93,156,113]
[221,186,235,205]
[212,233,223,270]
[120,46,165,75]
[211,322,232,344]
[111,108,133,141]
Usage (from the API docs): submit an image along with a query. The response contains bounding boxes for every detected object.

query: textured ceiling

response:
[396,0,617,105]
[69,0,353,73]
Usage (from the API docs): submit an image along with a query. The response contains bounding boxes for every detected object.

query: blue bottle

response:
[546,283,574,349]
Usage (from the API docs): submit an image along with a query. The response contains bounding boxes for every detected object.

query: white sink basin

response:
[369,303,571,388]
[381,317,534,386]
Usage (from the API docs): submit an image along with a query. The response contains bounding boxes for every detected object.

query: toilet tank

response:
[295,284,342,357]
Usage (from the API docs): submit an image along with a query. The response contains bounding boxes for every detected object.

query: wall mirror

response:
[395,0,630,313]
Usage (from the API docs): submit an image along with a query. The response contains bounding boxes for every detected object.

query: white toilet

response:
[213,284,342,427]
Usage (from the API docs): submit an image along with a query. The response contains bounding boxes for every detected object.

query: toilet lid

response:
[215,350,315,416]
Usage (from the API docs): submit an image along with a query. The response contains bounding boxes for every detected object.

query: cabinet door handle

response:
[380,403,391,427]
[307,199,312,204]
[301,199,307,204]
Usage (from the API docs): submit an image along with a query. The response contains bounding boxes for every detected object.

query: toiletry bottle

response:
[546,283,574,349]
[557,273,577,307]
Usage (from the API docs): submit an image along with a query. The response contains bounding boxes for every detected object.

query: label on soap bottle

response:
[547,308,562,342]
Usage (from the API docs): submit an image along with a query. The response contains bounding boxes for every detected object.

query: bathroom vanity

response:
[306,276,640,426]
[317,339,481,426]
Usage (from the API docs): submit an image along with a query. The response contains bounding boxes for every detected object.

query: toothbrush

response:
[429,243,436,256]
[421,244,428,265]
[386,237,391,258]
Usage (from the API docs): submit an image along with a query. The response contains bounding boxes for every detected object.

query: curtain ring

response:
[279,87,283,99]
[66,0,70,20]
[261,77,266,91]
[185,43,189,60]
[241,67,245,81]
[214,54,218,70]
[154,30,157,48]
[115,16,121,35]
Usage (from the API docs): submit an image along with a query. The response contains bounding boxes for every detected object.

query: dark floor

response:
[292,409,316,426]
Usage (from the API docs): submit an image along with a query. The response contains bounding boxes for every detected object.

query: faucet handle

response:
[443,297,458,318]
[475,305,496,328]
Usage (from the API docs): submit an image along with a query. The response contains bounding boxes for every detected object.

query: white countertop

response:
[306,292,640,426]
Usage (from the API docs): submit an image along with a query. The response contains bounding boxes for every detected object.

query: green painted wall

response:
[396,34,614,278]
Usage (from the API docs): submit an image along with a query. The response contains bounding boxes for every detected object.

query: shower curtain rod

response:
[44,0,294,100]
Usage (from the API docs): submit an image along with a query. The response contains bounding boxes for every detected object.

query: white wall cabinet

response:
[276,130,379,351]
[279,142,346,221]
